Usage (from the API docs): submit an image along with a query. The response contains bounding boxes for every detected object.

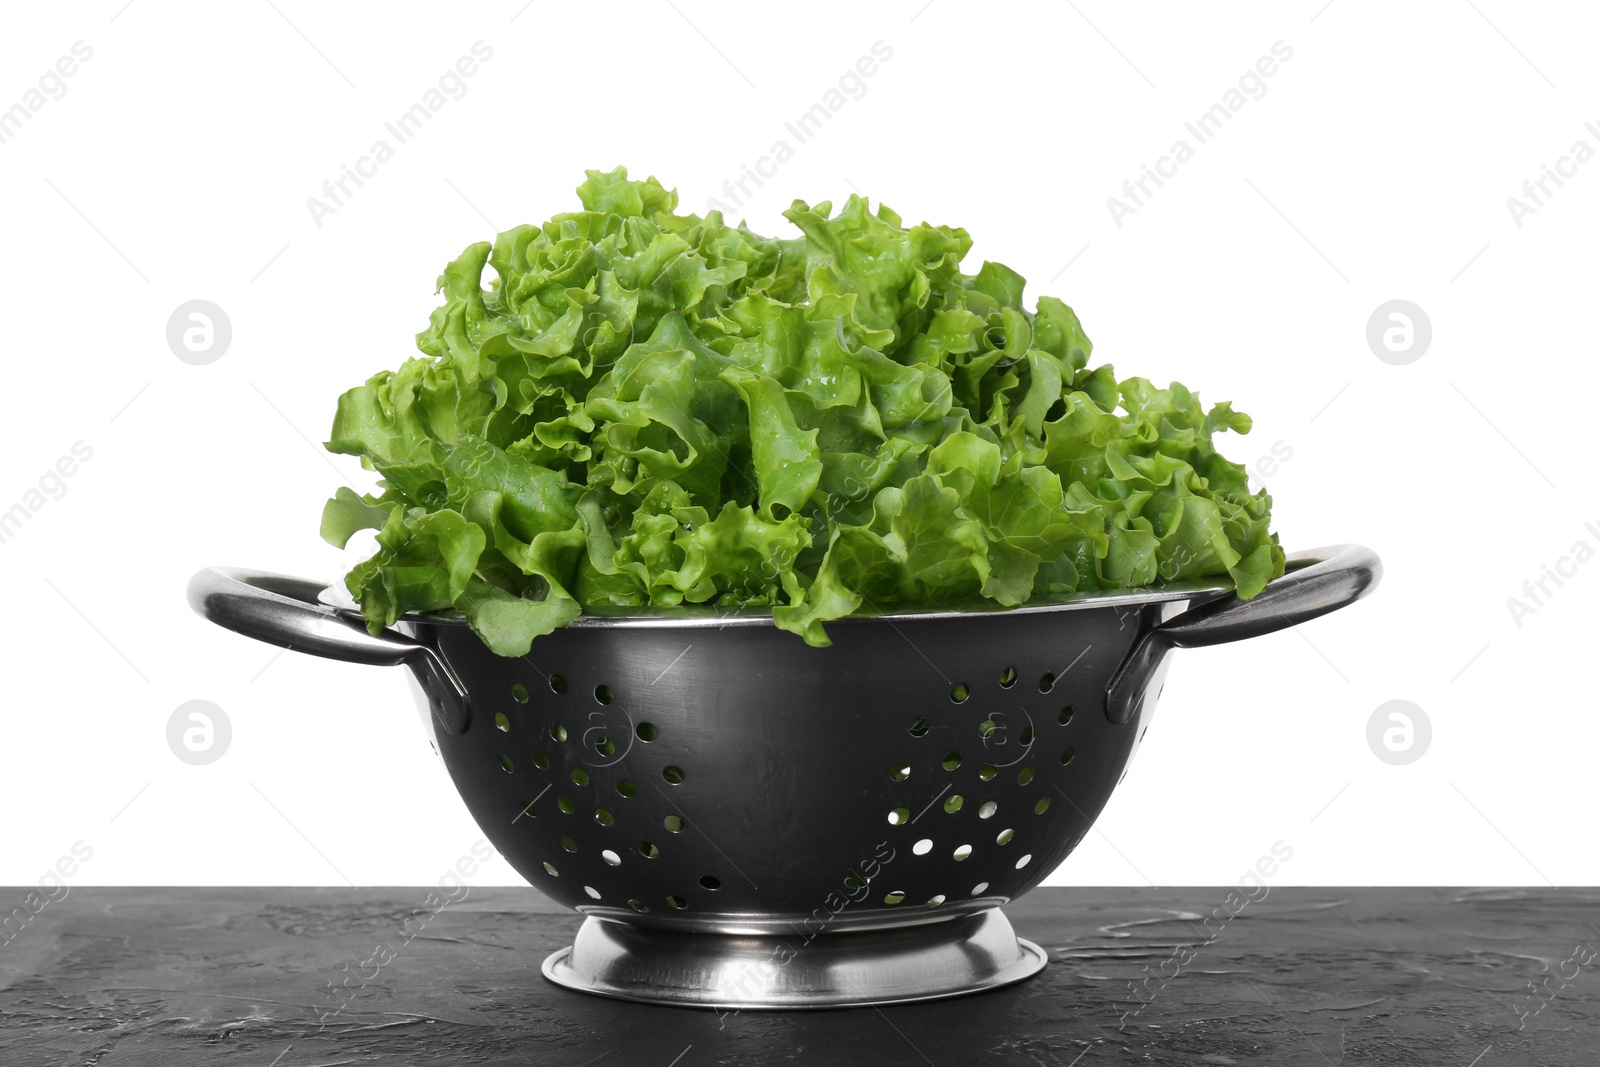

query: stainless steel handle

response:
[1104,544,1382,723]
[187,567,471,734]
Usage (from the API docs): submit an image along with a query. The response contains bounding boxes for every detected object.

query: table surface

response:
[1,886,1596,1065]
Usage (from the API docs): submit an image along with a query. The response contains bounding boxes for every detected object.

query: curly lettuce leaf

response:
[323,166,1284,653]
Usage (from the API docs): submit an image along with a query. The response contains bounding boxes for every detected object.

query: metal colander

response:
[188,543,1379,1009]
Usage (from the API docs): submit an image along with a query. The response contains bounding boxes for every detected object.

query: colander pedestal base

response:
[541,908,1046,1010]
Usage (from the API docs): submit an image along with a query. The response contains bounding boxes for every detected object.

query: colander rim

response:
[318,574,1243,629]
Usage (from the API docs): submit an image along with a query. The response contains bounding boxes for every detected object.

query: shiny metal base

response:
[541,909,1047,1009]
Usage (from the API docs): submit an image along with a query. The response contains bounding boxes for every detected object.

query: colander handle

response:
[1104,544,1382,724]
[186,567,471,735]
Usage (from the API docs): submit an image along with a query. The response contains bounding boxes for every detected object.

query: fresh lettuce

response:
[322,167,1283,654]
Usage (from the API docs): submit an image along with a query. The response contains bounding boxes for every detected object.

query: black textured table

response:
[2,887,1595,1064]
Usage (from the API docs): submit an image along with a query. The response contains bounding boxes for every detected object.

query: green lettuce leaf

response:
[323,166,1284,653]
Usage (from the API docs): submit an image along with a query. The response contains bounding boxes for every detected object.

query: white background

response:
[1,0,1593,890]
